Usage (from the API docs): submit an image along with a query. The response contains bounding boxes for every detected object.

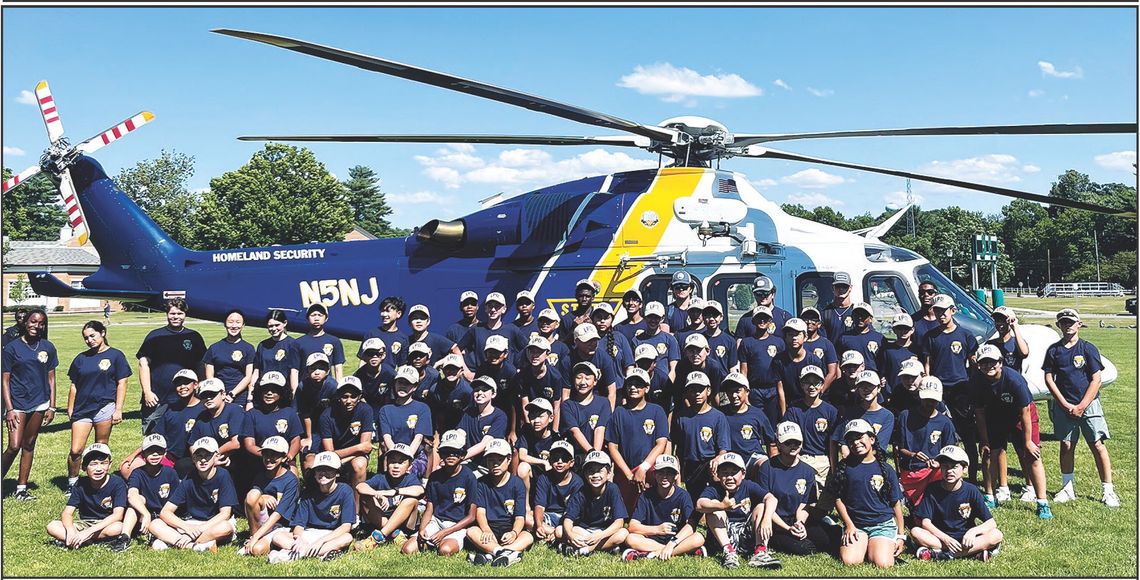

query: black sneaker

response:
[492,549,523,567]
[106,534,132,553]
[320,549,345,562]
[13,489,36,501]
[467,551,493,565]
[49,539,68,549]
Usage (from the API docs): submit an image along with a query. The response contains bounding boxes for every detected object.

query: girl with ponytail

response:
[832,418,905,569]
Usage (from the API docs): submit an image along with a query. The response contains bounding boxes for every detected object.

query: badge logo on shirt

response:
[547,353,559,366]
[420,388,430,399]
[219,424,230,439]
[716,345,726,358]
[159,483,171,498]
[1073,355,1086,369]
[642,419,656,435]
[670,507,681,523]
[1000,393,1013,404]
[635,329,645,338]
[869,474,884,492]
[795,478,808,495]
[504,498,516,515]
[37,351,48,364]
[767,321,777,333]
[391,342,402,354]
[656,343,668,356]
[813,348,825,359]
[482,425,491,435]
[930,430,942,445]
[350,421,362,436]
[275,349,286,362]
[185,418,196,433]
[539,450,550,461]
[843,316,853,329]
[950,341,962,354]
[767,345,778,357]
[98,358,112,371]
[867,341,879,354]
[330,504,341,518]
[322,344,334,356]
[738,498,751,514]
[231,350,244,362]
[588,415,599,430]
[740,425,754,440]
[276,419,289,433]
[957,502,972,519]
[183,340,193,351]
[453,487,467,503]
[211,489,220,504]
[101,496,113,509]
[699,426,713,442]
[407,415,419,429]
[276,492,283,501]
[872,423,882,434]
[543,387,555,399]
[602,506,612,519]
[815,418,828,433]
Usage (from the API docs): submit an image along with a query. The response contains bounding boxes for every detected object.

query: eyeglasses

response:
[921,288,939,295]
[753,291,772,298]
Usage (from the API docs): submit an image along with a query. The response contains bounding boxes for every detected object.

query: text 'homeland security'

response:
[211,248,327,263]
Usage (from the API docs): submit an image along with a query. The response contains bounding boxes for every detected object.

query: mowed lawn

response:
[1004,295,1136,317]
[2,312,1135,577]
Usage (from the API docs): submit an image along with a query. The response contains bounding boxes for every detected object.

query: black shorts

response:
[648,533,677,545]
[490,521,515,540]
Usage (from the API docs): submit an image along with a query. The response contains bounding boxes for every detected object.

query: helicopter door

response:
[795,272,835,314]
[863,272,918,337]
[707,274,762,333]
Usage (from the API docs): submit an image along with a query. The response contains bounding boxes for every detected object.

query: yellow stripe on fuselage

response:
[590,167,706,298]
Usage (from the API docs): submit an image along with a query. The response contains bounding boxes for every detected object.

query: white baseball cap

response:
[305,352,330,367]
[538,308,560,322]
[395,365,420,383]
[459,290,479,304]
[592,302,615,317]
[702,301,724,315]
[918,376,944,401]
[751,305,774,320]
[783,318,807,333]
[189,437,219,454]
[898,359,924,377]
[856,370,880,386]
[575,278,599,292]
[527,335,551,351]
[634,343,658,361]
[516,290,535,303]
[718,452,746,470]
[686,297,706,312]
[624,367,651,385]
[484,334,510,352]
[799,306,821,320]
[936,445,969,466]
[776,421,804,443]
[932,294,955,310]
[196,378,225,397]
[583,450,612,468]
[438,429,467,452]
[643,301,665,317]
[312,451,343,471]
[386,443,415,459]
[654,454,680,472]
[975,344,1002,362]
[260,436,289,454]
[485,292,506,306]
[141,433,168,451]
[472,375,498,392]
[573,323,600,342]
[572,361,600,378]
[852,302,874,316]
[550,440,575,457]
[684,371,710,388]
[336,376,363,394]
[173,369,199,383]
[1057,308,1081,322]
[361,338,386,354]
[82,442,112,462]
[260,371,287,387]
[891,313,913,328]
[842,418,875,439]
[799,365,825,380]
[485,438,512,458]
[439,354,464,370]
[722,371,749,391]
[408,342,432,357]
[622,288,643,301]
[525,398,554,415]
[840,350,865,367]
[683,333,709,350]
[992,306,1016,320]
[408,304,431,318]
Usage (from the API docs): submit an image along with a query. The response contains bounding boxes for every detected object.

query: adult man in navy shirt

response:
[137,298,206,435]
[836,302,885,375]
[820,272,856,342]
[923,294,979,481]
[734,275,792,342]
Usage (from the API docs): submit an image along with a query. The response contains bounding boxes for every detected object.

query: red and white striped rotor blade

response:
[58,168,90,246]
[35,80,66,144]
[2,164,43,195]
[76,111,155,155]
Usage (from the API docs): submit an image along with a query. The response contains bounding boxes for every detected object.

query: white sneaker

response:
[1054,485,1077,503]
[151,539,169,551]
[1102,490,1121,508]
[995,488,1011,502]
[267,549,292,564]
[1020,487,1037,503]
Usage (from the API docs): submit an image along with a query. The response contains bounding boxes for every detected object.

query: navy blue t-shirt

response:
[458,406,510,445]
[512,365,562,404]
[986,335,1026,373]
[972,367,1033,424]
[67,347,131,420]
[242,406,304,445]
[294,375,337,420]
[773,350,825,402]
[445,319,478,345]
[699,480,765,524]
[364,470,421,494]
[633,331,680,381]
[735,306,793,340]
[2,338,59,410]
[426,465,479,522]
[318,404,376,450]
[909,312,941,351]
[833,406,895,452]
[203,338,256,406]
[893,410,958,471]
[361,327,410,366]
[253,336,300,379]
[781,400,839,456]
[156,400,203,459]
[559,395,612,451]
[127,465,181,513]
[460,323,527,357]
[913,481,993,541]
[837,329,886,374]
[251,469,300,525]
[705,331,739,373]
[606,402,668,467]
[168,467,238,521]
[881,343,919,397]
[738,335,785,388]
[428,377,474,432]
[378,399,433,447]
[408,331,456,366]
[565,482,627,528]
[355,365,396,411]
[136,327,206,405]
[477,474,528,526]
[189,403,247,450]
[559,349,624,395]
[724,405,775,458]
[1043,339,1104,405]
[534,471,583,513]
[512,339,571,372]
[755,457,818,522]
[671,407,731,461]
[294,333,346,368]
[804,335,839,368]
[835,458,902,527]
[614,319,648,344]
[67,475,127,520]
[632,486,695,527]
[294,482,355,530]
[923,326,978,388]
[517,427,559,462]
[820,303,855,343]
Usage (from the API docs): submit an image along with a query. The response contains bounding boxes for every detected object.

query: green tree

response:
[342,165,406,238]
[1,167,68,242]
[195,144,353,249]
[115,150,200,248]
[6,274,30,305]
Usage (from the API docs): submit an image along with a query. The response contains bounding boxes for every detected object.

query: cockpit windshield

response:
[914,262,996,342]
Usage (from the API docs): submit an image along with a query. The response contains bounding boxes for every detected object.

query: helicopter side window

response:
[864,272,916,337]
[795,272,833,314]
[708,275,758,332]
[914,263,995,341]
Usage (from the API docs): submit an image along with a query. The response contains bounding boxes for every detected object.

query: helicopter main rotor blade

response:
[213,29,679,145]
[732,123,1137,147]
[237,133,649,147]
[742,146,1137,218]
[2,164,43,195]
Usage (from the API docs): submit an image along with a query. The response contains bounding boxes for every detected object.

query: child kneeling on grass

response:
[267,451,355,563]
[150,437,238,552]
[560,450,629,556]
[466,438,533,567]
[403,429,478,557]
[910,445,1003,562]
[832,419,905,569]
[696,452,779,569]
[621,454,706,561]
[241,436,299,557]
[356,443,425,550]
[531,441,582,545]
[47,443,129,552]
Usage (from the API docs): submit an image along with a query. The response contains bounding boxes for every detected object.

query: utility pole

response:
[1093,230,1102,282]
[1047,247,1052,283]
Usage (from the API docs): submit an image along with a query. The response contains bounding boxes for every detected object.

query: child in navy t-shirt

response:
[267,452,355,563]
[561,451,629,556]
[46,444,128,550]
[241,436,300,557]
[622,454,705,560]
[910,446,1003,561]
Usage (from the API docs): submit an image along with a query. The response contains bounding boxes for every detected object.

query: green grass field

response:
[1004,295,1136,317]
[2,313,1135,576]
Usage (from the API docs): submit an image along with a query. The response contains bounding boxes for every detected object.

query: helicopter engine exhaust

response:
[416,218,466,246]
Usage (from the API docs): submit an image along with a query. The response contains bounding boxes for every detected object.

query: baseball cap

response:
[260,436,289,454]
[975,344,1002,362]
[932,294,955,309]
[898,359,924,377]
[891,313,913,328]
[573,361,600,379]
[992,306,1016,320]
[260,371,287,388]
[197,378,225,398]
[842,418,875,439]
[1057,308,1081,323]
[622,288,643,301]
[654,454,680,472]
[306,303,329,317]
[683,333,709,350]
[485,292,506,306]
[702,301,723,315]
[722,371,749,391]
[81,442,112,462]
[408,342,432,357]
[799,307,821,320]
[537,308,559,322]
[751,305,773,321]
[173,369,199,384]
[305,352,330,368]
[459,290,479,304]
[840,350,865,367]
[527,335,551,351]
[634,344,658,361]
[852,302,874,316]
[686,297,706,312]
[360,338,386,353]
[141,433,168,451]
[583,450,612,468]
[311,451,343,471]
[799,365,825,380]
[783,318,807,333]
[918,376,944,401]
[575,279,599,293]
[643,301,665,317]
[483,334,509,352]
[516,290,535,303]
[671,271,693,287]
[386,443,414,460]
[752,275,774,293]
[856,370,880,386]
[684,371,711,388]
[591,302,615,317]
[624,367,651,386]
[936,445,969,466]
[485,438,512,458]
[525,398,554,415]
[776,421,804,443]
[832,272,852,286]
[336,376,363,395]
[408,304,431,318]
[438,429,467,452]
[550,440,575,458]
[189,437,219,454]
[472,375,498,392]
[395,365,420,383]
[718,452,746,470]
[439,354,464,370]
[573,323,600,342]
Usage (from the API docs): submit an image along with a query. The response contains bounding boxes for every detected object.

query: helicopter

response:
[4,29,1134,399]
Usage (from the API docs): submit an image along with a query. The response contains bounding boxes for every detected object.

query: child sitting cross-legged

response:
[910,445,1003,562]
[47,443,129,552]
[620,454,706,561]
[355,444,425,550]
[267,451,355,563]
[465,438,533,567]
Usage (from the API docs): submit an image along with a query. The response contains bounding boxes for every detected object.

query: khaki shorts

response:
[800,454,830,489]
[185,517,238,543]
[1049,399,1111,445]
[73,519,100,532]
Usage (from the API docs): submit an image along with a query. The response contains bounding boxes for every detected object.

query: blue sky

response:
[3,7,1136,230]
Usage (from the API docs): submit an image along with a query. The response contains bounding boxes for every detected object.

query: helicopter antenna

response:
[906,178,916,239]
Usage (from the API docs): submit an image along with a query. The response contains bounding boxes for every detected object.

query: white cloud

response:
[750,178,778,188]
[787,192,844,207]
[1028,89,1045,98]
[917,154,1025,190]
[1022,164,1041,173]
[3,146,25,156]
[1094,150,1137,172]
[618,63,762,103]
[423,166,462,189]
[498,149,551,168]
[388,190,449,204]
[805,87,834,97]
[1038,61,1083,79]
[16,90,35,105]
[414,145,657,192]
[883,190,924,207]
[780,168,845,188]
[773,79,791,90]
[413,146,483,169]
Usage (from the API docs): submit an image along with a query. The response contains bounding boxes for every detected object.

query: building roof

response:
[3,240,101,271]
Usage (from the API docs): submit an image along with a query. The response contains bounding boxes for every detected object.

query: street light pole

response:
[1094,230,1102,282]
[947,249,954,283]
